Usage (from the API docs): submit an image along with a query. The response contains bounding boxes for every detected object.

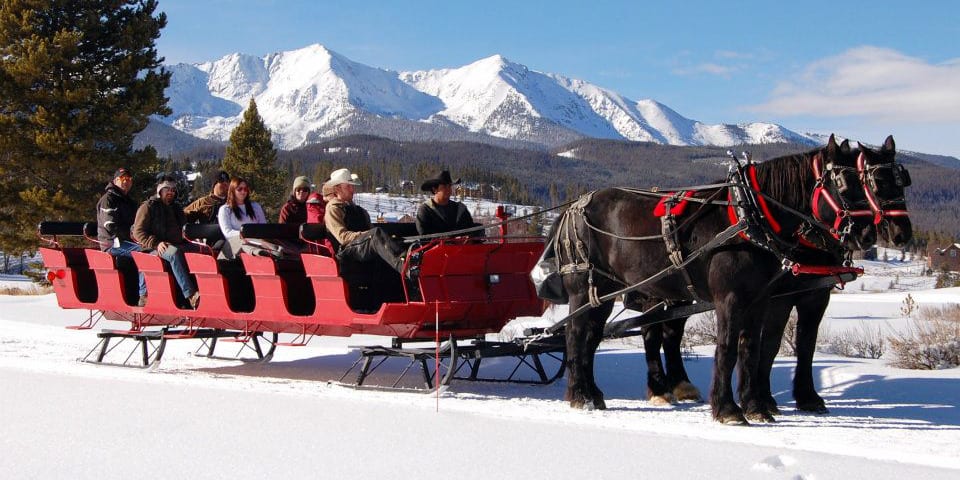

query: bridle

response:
[810,152,874,242]
[856,151,911,226]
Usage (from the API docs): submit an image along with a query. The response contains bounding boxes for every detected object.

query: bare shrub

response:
[887,306,960,369]
[682,311,717,348]
[778,312,798,356]
[900,294,917,317]
[823,328,855,357]
[852,322,885,359]
[820,321,885,359]
[0,284,52,295]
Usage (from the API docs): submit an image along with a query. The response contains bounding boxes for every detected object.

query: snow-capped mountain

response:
[160,44,815,150]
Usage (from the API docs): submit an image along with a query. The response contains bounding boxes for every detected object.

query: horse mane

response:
[752,148,819,212]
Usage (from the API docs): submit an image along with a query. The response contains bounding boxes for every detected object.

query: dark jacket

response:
[416,199,478,236]
[96,184,139,250]
[184,193,226,224]
[278,196,307,224]
[132,196,187,251]
[324,197,371,251]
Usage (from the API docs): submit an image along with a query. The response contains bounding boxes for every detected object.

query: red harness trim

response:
[791,263,863,277]
[727,164,781,240]
[811,153,873,239]
[653,191,696,217]
[857,151,910,224]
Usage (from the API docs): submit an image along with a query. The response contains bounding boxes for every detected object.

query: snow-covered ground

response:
[1,252,958,479]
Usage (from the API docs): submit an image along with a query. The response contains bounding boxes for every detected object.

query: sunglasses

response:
[236,186,249,192]
[295,187,311,193]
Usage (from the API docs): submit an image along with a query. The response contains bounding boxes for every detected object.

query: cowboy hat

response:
[420,170,461,192]
[327,168,361,187]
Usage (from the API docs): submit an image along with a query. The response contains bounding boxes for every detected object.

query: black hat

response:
[216,171,230,183]
[112,167,132,179]
[420,170,461,192]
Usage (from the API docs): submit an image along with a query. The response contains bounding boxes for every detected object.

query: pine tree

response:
[221,98,284,218]
[0,0,170,253]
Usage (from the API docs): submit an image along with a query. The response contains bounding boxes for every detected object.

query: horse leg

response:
[738,304,775,423]
[662,318,702,402]
[793,289,830,414]
[583,302,611,409]
[710,300,749,425]
[564,292,613,410]
[752,299,793,415]
[642,323,675,405]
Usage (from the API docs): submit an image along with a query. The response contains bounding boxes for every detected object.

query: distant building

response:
[929,243,960,272]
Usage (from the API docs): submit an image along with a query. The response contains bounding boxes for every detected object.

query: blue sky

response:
[156,0,960,158]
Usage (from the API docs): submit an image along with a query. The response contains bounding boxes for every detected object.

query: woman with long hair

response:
[217,177,267,259]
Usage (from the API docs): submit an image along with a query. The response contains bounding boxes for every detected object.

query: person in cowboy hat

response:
[416,170,480,237]
[323,168,409,276]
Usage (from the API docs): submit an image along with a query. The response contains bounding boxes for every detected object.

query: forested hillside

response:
[170,135,960,238]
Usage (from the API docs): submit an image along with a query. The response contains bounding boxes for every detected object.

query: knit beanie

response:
[156,180,177,196]
[292,176,311,194]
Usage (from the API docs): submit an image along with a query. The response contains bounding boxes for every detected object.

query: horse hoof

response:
[718,414,750,426]
[746,411,776,423]
[797,402,829,414]
[568,397,605,411]
[672,381,703,402]
[648,393,676,406]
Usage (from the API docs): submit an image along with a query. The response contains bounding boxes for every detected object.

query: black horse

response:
[753,135,913,414]
[551,135,876,424]
[634,136,912,416]
[636,137,873,408]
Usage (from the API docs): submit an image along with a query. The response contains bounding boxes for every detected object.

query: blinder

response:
[828,164,859,194]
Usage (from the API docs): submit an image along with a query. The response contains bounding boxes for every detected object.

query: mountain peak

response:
[161,45,814,150]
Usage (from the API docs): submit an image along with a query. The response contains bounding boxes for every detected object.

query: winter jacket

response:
[415,199,479,237]
[306,194,327,224]
[324,197,371,251]
[278,197,307,224]
[217,202,267,239]
[96,184,139,250]
[132,196,187,251]
[184,193,226,224]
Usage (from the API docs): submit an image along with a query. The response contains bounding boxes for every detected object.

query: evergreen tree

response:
[221,98,284,217]
[0,0,170,253]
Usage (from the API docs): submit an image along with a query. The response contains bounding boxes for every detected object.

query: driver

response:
[323,168,408,276]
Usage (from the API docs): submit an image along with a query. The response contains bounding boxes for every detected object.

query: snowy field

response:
[1,253,959,479]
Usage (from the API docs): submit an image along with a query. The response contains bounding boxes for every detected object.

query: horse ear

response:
[840,139,851,154]
[883,135,896,153]
[826,134,838,157]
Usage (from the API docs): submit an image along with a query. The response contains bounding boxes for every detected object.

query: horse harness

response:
[552,153,872,307]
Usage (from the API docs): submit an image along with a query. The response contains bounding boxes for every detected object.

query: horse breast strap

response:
[556,191,595,276]
[658,191,699,300]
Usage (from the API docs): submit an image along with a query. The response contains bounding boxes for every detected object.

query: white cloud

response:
[751,46,960,123]
[672,62,736,77]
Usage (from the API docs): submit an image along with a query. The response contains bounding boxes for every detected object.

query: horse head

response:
[856,136,912,247]
[809,134,877,252]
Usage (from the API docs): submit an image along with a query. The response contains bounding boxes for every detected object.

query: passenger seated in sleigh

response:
[323,168,418,307]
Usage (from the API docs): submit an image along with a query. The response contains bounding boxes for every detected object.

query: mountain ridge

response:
[158,44,818,150]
